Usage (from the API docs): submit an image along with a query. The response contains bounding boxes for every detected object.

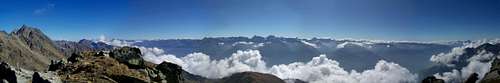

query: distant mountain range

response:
[129,36,458,73]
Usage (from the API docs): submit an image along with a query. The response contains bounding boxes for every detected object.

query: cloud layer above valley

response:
[98,38,418,83]
[430,39,500,83]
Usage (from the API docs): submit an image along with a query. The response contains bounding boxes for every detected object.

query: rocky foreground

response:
[1,46,286,83]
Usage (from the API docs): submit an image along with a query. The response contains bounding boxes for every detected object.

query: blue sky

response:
[0,0,499,41]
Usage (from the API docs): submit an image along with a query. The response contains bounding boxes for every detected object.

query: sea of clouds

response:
[97,36,418,83]
[430,39,500,83]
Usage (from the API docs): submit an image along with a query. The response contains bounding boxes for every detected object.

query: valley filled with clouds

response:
[97,36,500,83]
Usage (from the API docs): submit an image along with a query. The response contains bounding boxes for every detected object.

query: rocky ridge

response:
[0,25,64,71]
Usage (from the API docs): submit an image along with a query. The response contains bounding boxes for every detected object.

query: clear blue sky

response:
[1,0,499,41]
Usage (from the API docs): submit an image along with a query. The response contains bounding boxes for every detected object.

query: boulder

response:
[32,72,50,83]
[421,76,444,83]
[110,47,145,69]
[156,62,184,83]
[67,53,83,63]
[465,73,478,83]
[48,60,65,71]
[0,62,16,83]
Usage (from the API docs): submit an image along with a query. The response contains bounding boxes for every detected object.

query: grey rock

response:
[110,46,145,69]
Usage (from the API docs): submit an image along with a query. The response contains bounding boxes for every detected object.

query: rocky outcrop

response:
[0,25,64,71]
[156,61,184,83]
[12,25,65,59]
[32,72,50,83]
[48,60,65,71]
[465,73,478,83]
[110,46,145,69]
[480,58,500,83]
[421,76,444,83]
[55,51,149,83]
[67,53,83,63]
[0,62,17,83]
[218,72,285,83]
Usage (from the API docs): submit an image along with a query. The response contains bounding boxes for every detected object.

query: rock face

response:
[0,25,64,71]
[480,58,500,83]
[421,76,444,83]
[110,46,145,69]
[32,72,50,83]
[0,62,17,83]
[156,62,184,83]
[218,72,285,83]
[48,60,65,71]
[465,73,478,83]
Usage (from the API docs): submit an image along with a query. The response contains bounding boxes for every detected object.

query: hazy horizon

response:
[2,0,500,41]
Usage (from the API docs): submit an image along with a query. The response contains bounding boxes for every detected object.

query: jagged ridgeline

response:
[0,25,286,83]
[0,25,64,71]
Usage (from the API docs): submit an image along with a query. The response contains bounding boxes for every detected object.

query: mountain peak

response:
[13,25,43,35]
[0,25,65,71]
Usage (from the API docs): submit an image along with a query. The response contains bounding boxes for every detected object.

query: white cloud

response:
[181,50,268,78]
[34,3,55,15]
[271,57,417,83]
[430,39,500,83]
[301,40,318,48]
[232,41,254,46]
[231,41,265,48]
[433,60,492,83]
[430,39,500,66]
[99,38,418,83]
[336,42,373,48]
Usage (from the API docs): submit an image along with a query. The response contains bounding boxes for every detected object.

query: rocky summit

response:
[0,25,64,71]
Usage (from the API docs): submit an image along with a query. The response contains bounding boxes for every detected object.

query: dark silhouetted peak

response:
[465,73,478,83]
[476,43,500,54]
[0,25,64,71]
[78,39,94,45]
[251,35,266,42]
[266,35,277,40]
[13,25,43,35]
[421,76,444,83]
[32,72,51,83]
[156,61,184,83]
[219,72,285,83]
[0,62,17,83]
